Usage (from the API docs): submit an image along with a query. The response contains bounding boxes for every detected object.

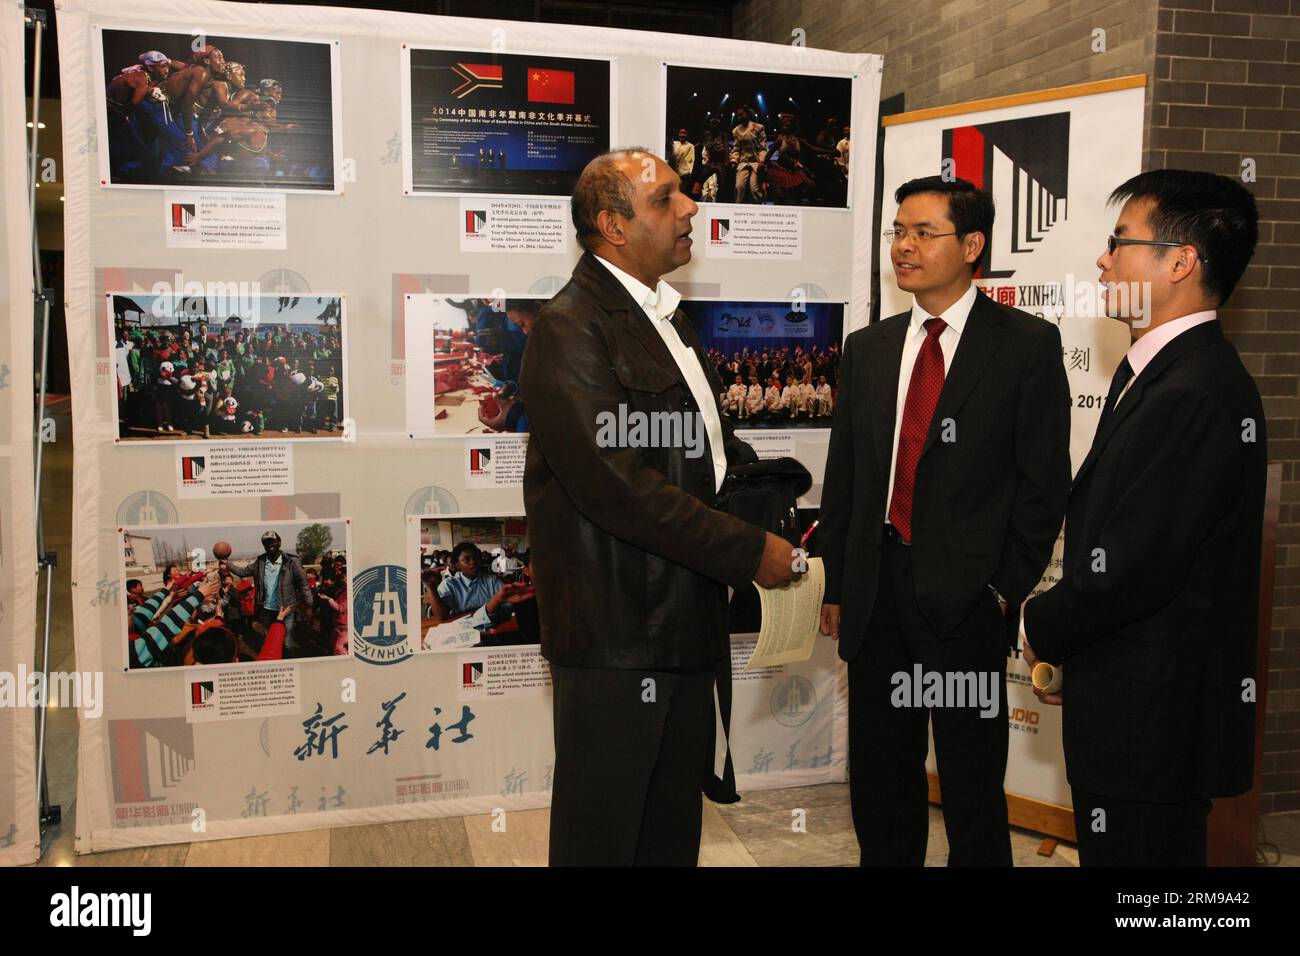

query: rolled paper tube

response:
[1031,661,1063,694]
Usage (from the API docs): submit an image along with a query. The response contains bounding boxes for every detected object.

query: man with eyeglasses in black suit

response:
[1021,169,1266,866]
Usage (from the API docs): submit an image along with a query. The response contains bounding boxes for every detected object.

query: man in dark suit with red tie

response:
[1022,170,1266,866]
[818,176,1072,866]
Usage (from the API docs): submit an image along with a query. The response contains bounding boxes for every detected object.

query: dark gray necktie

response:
[1100,356,1134,426]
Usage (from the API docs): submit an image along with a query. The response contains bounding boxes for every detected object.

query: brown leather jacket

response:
[521,253,766,669]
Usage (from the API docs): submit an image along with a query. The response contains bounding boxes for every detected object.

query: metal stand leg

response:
[24,6,61,844]
[35,558,59,829]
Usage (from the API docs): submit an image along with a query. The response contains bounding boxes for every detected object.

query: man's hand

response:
[477,387,517,431]
[754,532,799,588]
[1021,634,1039,670]
[820,603,840,640]
[1023,636,1062,706]
[1033,682,1063,707]
[277,605,293,622]
[197,577,220,603]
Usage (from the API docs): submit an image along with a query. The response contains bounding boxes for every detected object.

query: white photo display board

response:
[60,0,879,851]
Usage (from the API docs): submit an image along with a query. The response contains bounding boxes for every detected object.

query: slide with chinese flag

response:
[527,67,575,105]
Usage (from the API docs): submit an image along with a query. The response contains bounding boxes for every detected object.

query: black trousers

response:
[548,662,714,866]
[1071,788,1211,866]
[847,534,1012,866]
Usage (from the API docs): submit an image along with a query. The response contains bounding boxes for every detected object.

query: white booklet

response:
[745,557,825,670]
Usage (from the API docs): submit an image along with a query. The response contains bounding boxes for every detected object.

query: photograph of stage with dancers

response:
[664,64,853,207]
[99,27,338,190]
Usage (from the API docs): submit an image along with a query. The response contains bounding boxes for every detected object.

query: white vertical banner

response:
[882,78,1146,821]
[0,0,41,866]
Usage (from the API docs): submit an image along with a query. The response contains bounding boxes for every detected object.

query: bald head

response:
[571,148,655,252]
[571,147,699,288]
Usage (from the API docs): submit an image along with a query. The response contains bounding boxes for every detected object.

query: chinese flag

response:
[527,67,575,105]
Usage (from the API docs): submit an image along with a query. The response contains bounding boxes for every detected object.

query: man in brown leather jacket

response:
[521,147,797,866]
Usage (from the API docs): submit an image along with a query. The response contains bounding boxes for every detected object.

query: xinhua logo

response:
[115,491,178,527]
[352,565,411,666]
[770,675,816,727]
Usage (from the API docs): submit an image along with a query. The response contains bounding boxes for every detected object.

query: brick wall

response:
[1144,0,1300,814]
[733,0,1300,813]
[732,0,1159,112]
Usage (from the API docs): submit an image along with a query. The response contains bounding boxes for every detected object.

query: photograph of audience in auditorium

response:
[678,298,844,430]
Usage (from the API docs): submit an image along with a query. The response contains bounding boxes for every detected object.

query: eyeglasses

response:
[1107,235,1209,263]
[883,228,957,244]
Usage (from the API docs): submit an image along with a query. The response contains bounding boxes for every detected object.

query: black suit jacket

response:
[820,291,1072,659]
[1024,320,1266,802]
[521,252,766,669]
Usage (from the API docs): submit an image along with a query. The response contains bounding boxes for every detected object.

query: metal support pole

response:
[24,5,61,841]
[34,558,58,829]
[33,295,49,555]
[26,11,43,296]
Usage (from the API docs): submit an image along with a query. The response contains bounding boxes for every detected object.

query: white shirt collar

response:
[1126,310,1217,378]
[908,282,979,336]
[593,254,682,322]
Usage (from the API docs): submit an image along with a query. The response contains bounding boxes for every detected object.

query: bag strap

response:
[703,656,740,804]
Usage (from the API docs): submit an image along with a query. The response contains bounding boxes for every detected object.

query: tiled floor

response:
[34,784,1300,867]
[27,401,1300,867]
[36,785,1058,867]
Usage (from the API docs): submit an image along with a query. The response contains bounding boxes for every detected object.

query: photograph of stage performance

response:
[99,27,339,191]
[664,64,853,207]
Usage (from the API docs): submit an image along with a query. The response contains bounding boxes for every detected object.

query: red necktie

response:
[887,317,947,542]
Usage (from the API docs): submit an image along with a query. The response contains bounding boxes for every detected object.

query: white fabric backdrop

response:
[60,0,880,851]
[0,0,41,867]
